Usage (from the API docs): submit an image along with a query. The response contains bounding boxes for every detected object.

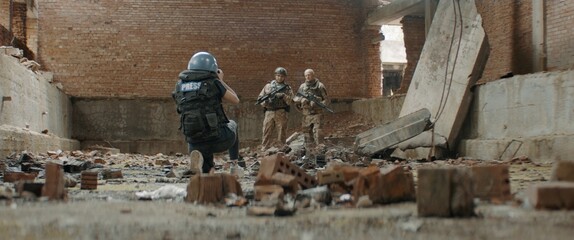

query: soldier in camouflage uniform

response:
[258,67,294,150]
[293,69,329,150]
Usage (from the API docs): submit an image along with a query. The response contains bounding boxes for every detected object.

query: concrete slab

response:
[355,108,431,156]
[399,0,489,149]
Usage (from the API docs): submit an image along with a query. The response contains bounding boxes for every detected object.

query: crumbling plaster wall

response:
[0,53,79,157]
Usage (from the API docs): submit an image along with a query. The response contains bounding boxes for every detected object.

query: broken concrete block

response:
[368,166,415,204]
[551,161,574,182]
[417,167,474,217]
[81,171,98,190]
[526,182,574,210]
[355,108,431,156]
[42,162,67,201]
[471,164,511,201]
[258,153,317,189]
[20,58,41,71]
[0,46,23,58]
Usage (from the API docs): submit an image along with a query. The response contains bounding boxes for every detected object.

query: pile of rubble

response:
[1,142,573,218]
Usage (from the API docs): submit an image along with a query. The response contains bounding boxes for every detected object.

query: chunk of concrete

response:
[355,108,431,156]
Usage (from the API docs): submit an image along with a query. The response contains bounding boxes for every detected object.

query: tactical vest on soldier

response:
[301,80,324,100]
[173,77,229,143]
[298,79,327,115]
[266,80,291,111]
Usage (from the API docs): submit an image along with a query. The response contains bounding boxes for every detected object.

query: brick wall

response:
[12,2,26,43]
[546,0,574,70]
[37,0,377,99]
[0,0,8,30]
[399,15,425,94]
[475,0,532,83]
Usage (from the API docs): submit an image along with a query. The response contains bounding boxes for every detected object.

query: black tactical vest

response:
[173,78,229,143]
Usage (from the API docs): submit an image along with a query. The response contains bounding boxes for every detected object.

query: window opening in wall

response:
[379,24,407,96]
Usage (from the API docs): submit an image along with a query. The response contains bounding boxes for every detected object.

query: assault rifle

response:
[255,84,288,105]
[296,92,334,113]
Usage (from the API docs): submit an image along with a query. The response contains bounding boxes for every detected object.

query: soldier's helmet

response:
[274,67,287,76]
[187,52,218,73]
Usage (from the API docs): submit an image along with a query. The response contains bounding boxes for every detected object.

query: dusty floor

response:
[1,112,573,239]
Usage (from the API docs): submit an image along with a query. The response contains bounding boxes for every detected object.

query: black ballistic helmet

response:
[275,67,287,76]
[187,52,218,73]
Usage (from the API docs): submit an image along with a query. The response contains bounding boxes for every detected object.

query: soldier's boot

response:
[189,150,203,175]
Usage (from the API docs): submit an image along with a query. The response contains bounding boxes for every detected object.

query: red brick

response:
[186,174,224,204]
[42,162,67,201]
[527,182,574,210]
[551,161,574,182]
[471,164,511,201]
[317,170,345,185]
[258,153,316,189]
[368,166,415,204]
[3,172,37,183]
[221,173,243,197]
[417,167,474,217]
[254,185,284,201]
[81,171,98,190]
[186,173,242,204]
